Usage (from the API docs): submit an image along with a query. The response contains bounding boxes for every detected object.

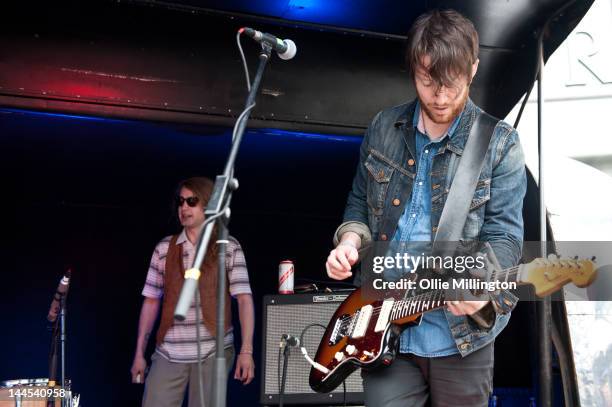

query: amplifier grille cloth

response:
[264,302,364,394]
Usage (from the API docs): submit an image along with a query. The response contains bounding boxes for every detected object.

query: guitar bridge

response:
[329,317,342,345]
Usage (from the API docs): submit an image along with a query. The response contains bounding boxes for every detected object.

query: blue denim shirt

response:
[392,101,462,356]
[334,98,526,357]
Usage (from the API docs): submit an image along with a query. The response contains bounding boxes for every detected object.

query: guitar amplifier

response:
[261,292,364,405]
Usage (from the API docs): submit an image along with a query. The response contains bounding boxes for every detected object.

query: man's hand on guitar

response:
[445,300,489,316]
[326,233,360,280]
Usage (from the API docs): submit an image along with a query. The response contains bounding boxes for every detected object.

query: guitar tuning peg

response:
[591,256,597,262]
[556,253,561,259]
[574,256,579,260]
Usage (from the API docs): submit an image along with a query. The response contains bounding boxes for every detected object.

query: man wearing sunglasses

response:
[130,177,255,407]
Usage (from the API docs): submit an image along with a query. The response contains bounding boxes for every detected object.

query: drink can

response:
[279,260,294,294]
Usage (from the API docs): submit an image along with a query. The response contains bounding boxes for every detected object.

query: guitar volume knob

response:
[334,352,345,362]
[346,345,357,355]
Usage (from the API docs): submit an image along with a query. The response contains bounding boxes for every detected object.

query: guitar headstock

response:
[520,256,597,297]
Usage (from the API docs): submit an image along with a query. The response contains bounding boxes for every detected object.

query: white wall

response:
[504,0,612,241]
[506,0,612,174]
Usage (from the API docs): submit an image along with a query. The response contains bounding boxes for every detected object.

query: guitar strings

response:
[335,262,582,329]
[335,267,525,326]
[336,290,446,327]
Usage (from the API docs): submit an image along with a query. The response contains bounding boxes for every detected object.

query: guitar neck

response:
[387,290,447,323]
[388,265,523,323]
[491,265,522,284]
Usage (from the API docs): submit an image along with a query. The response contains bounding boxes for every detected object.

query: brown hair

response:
[175,176,218,260]
[176,176,214,210]
[405,9,479,88]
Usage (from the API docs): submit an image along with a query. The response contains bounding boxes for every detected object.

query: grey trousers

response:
[142,347,235,407]
[362,343,494,407]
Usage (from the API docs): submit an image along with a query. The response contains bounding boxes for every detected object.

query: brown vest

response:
[156,235,232,346]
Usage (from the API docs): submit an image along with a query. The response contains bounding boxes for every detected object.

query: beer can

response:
[279,260,294,294]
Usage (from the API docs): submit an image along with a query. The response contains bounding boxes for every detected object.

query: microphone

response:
[280,334,300,347]
[47,269,71,323]
[240,27,297,60]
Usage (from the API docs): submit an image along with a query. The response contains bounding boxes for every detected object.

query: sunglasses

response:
[176,196,200,208]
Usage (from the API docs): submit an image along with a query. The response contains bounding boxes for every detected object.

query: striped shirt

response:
[142,230,252,363]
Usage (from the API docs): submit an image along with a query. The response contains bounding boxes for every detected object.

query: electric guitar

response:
[309,257,596,393]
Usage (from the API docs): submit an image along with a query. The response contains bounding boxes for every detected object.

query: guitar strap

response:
[432,111,499,258]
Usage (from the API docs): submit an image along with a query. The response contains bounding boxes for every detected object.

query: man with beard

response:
[130,177,255,407]
[325,10,526,407]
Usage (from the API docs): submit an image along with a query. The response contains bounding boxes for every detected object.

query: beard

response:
[420,85,469,126]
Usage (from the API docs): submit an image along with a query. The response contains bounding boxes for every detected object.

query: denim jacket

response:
[334,98,526,357]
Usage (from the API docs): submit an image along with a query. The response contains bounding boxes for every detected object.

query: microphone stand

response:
[48,320,59,407]
[48,290,69,407]
[60,294,67,407]
[174,42,275,407]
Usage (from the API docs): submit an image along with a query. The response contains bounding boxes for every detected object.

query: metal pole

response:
[60,296,67,407]
[537,37,552,407]
[211,219,229,407]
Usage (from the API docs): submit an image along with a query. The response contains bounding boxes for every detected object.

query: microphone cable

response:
[236,30,251,91]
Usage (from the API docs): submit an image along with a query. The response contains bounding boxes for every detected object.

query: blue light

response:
[282,0,347,25]
[0,108,128,123]
[1,108,363,149]
[250,128,362,143]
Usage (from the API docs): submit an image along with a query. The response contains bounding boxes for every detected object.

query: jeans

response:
[362,342,494,407]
